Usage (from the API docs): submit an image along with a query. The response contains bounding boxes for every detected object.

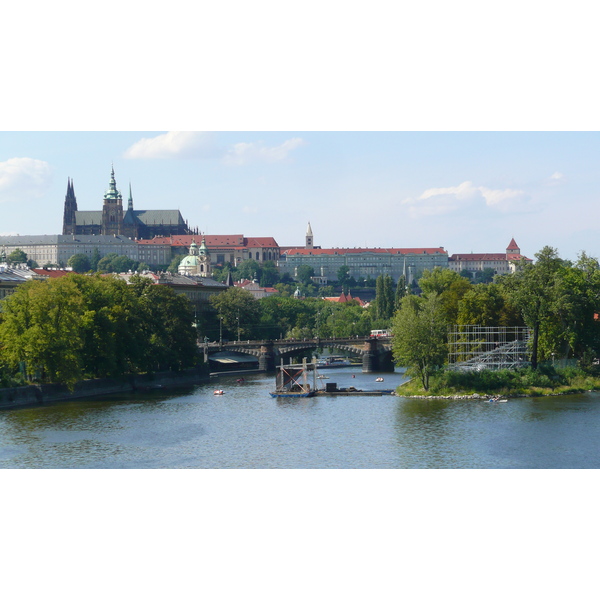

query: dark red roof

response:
[506,238,520,251]
[32,269,72,278]
[284,247,446,256]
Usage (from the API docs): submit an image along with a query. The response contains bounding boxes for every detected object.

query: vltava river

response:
[2,367,600,468]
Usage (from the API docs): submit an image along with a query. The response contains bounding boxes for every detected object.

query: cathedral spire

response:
[128,182,134,211]
[62,177,78,234]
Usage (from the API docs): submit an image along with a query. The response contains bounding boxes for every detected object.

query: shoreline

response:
[0,367,211,411]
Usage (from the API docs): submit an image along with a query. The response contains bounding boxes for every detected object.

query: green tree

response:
[237,259,261,282]
[296,265,315,286]
[210,286,261,340]
[167,255,183,274]
[0,277,87,387]
[337,266,350,290]
[499,246,568,369]
[259,261,280,287]
[90,247,101,271]
[7,249,27,265]
[473,267,495,284]
[68,253,92,273]
[392,294,448,390]
[374,274,395,320]
[395,275,407,310]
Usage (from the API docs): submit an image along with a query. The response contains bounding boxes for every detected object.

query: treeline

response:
[392,247,600,389]
[0,274,198,388]
[202,285,391,342]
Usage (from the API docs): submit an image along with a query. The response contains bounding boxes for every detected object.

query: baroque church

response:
[62,167,197,239]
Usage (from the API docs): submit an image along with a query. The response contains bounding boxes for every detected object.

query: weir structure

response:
[446,325,531,371]
[200,336,395,373]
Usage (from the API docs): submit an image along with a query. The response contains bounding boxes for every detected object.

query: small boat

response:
[214,389,225,395]
[317,375,329,379]
[375,377,384,382]
[485,395,507,403]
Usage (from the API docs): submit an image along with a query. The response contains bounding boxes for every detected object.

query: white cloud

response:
[548,171,566,185]
[403,180,528,218]
[123,131,220,159]
[0,158,52,203]
[224,137,305,166]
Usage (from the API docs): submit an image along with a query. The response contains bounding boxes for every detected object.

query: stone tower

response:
[62,178,78,235]
[305,222,314,249]
[101,166,124,235]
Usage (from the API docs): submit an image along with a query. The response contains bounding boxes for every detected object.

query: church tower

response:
[62,178,78,234]
[305,222,314,249]
[122,182,138,238]
[101,166,124,235]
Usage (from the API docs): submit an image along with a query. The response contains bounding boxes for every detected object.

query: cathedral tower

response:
[62,178,78,234]
[101,166,124,235]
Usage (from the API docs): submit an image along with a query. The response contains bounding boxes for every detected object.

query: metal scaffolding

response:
[447,325,531,371]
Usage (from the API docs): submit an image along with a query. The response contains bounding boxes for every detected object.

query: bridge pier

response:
[258,342,276,372]
[362,340,395,373]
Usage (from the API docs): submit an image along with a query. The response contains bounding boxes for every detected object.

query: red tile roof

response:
[136,235,278,248]
[506,238,520,251]
[284,247,446,256]
[32,268,72,278]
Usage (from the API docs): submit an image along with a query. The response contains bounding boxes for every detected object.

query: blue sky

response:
[1,131,599,262]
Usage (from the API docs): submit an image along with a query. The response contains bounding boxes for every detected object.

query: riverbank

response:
[0,366,210,411]
[396,366,600,399]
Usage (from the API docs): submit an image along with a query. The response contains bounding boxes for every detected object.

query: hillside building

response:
[62,167,196,239]
[448,239,532,276]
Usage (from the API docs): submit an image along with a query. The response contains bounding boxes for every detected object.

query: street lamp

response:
[237,310,241,342]
[219,315,223,346]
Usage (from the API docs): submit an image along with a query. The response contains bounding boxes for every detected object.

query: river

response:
[2,366,600,468]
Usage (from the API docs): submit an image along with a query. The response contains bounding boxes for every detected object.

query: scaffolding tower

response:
[447,325,531,371]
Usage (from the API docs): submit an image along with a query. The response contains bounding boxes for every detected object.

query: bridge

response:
[199,336,395,373]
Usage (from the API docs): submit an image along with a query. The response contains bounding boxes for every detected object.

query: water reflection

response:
[2,372,600,468]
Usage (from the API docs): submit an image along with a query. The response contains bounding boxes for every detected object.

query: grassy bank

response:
[397,366,600,398]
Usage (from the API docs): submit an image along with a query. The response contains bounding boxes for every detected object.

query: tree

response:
[499,246,568,369]
[395,275,407,310]
[419,268,471,324]
[209,286,261,340]
[473,268,495,285]
[296,265,315,286]
[68,253,92,273]
[337,266,350,290]
[7,249,27,265]
[392,293,448,391]
[0,277,87,387]
[374,274,395,320]
[90,248,101,271]
[237,259,261,282]
[167,255,183,274]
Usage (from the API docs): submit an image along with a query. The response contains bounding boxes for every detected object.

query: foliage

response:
[68,253,91,273]
[498,246,569,368]
[209,286,261,340]
[7,249,27,265]
[374,274,395,321]
[392,294,448,390]
[167,255,183,274]
[296,265,315,286]
[419,267,471,324]
[0,274,198,387]
[398,365,600,397]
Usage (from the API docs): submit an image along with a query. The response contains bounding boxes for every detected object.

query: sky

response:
[1,131,599,262]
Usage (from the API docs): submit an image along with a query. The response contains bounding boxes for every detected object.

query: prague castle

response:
[62,167,196,239]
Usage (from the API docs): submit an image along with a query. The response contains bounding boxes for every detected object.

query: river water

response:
[2,366,600,468]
